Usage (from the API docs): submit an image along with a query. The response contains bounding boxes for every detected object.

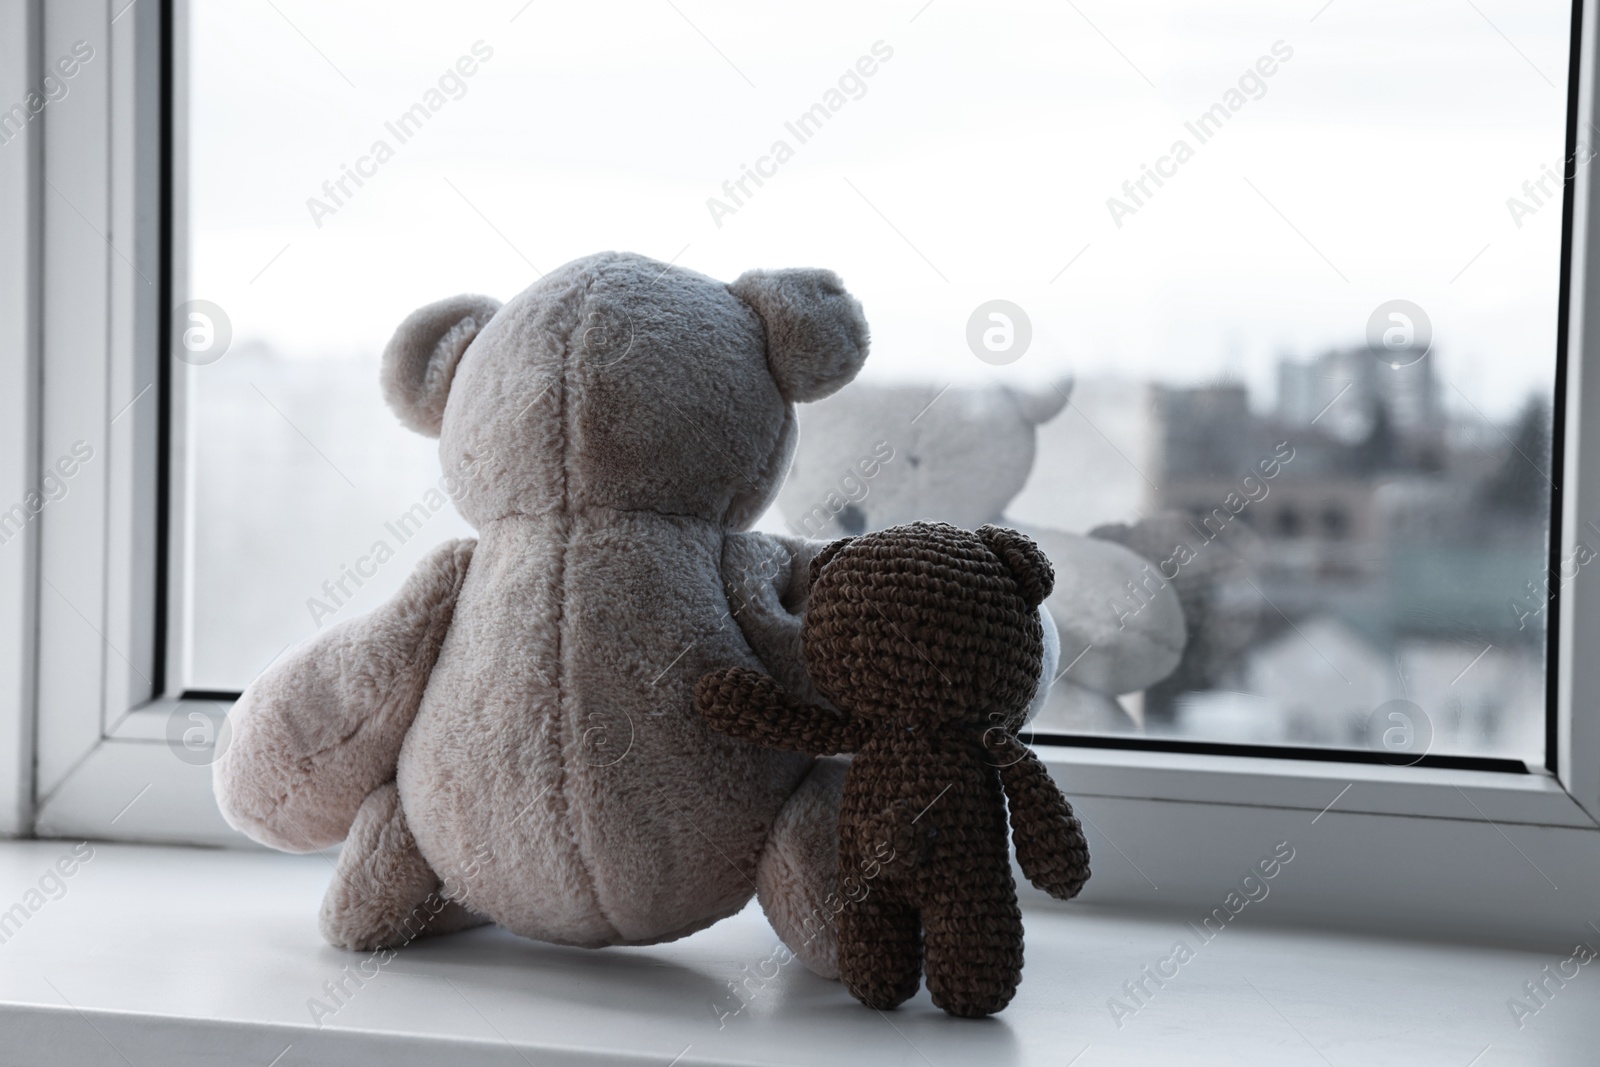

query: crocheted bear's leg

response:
[319,781,488,951]
[922,891,1024,1017]
[756,757,848,978]
[838,894,923,1010]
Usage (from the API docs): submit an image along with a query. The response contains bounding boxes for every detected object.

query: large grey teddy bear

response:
[213,252,1058,978]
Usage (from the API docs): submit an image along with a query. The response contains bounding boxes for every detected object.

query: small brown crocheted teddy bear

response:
[695,521,1091,1017]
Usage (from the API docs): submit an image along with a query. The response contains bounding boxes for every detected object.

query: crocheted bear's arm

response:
[695,667,867,756]
[986,733,1092,900]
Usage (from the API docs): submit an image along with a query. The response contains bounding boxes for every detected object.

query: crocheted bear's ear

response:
[729,268,869,403]
[978,525,1054,608]
[808,536,857,588]
[381,294,502,437]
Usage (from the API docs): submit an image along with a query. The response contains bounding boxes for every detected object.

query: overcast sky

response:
[189,0,1573,419]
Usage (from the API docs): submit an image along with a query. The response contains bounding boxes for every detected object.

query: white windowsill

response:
[0,840,1591,1066]
[33,707,1600,954]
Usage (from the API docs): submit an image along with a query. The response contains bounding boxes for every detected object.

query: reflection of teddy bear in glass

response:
[777,381,1187,733]
[697,521,1092,1017]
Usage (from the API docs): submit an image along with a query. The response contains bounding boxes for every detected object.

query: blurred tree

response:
[1480,396,1552,517]
[1353,399,1399,474]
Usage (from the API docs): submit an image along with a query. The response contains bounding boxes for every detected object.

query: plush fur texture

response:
[215,538,476,853]
[215,252,1063,974]
[696,522,1091,1017]
[381,295,502,437]
[318,781,486,950]
[728,270,870,403]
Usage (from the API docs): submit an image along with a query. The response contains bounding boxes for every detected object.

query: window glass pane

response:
[185,1,1568,763]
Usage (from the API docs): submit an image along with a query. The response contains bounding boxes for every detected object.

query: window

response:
[181,1,1568,767]
[10,0,1600,947]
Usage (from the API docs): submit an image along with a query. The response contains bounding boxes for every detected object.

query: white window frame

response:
[0,0,43,842]
[5,0,1598,941]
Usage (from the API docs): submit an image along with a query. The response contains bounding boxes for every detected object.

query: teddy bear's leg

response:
[837,895,923,1010]
[319,781,488,951]
[921,891,1025,1017]
[755,756,848,978]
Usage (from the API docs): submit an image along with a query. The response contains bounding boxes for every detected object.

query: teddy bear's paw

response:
[318,782,489,951]
[694,667,781,730]
[922,901,1024,1017]
[838,902,923,1010]
[1020,836,1092,901]
[322,899,486,953]
[1031,865,1092,902]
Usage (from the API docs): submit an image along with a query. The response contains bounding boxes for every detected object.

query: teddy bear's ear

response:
[730,268,869,403]
[381,295,502,437]
[978,525,1055,608]
[1006,377,1074,425]
[808,536,857,589]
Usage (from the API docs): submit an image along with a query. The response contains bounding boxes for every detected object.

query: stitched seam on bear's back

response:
[553,267,624,943]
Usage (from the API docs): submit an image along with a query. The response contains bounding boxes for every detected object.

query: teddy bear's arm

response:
[213,538,476,853]
[719,533,833,704]
[696,667,867,756]
[986,733,1092,900]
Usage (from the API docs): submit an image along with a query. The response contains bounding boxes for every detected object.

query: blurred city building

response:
[1140,350,1549,759]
